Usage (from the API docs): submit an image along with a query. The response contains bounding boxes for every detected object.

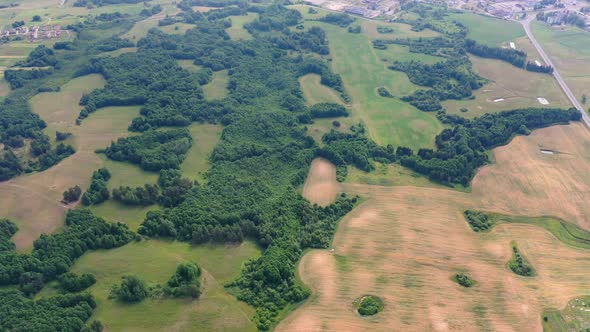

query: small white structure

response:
[493,98,505,102]
[537,97,549,105]
[535,60,542,66]
[509,42,516,49]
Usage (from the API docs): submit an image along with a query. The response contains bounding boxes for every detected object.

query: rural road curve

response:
[520,16,590,127]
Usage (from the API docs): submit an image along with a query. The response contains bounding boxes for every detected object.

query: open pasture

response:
[180,123,223,183]
[70,240,260,332]
[293,5,445,150]
[281,122,590,330]
[448,12,525,46]
[443,55,570,117]
[532,22,590,108]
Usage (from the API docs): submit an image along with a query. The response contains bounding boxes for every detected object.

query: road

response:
[520,16,590,127]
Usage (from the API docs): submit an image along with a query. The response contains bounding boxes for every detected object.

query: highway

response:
[520,16,590,127]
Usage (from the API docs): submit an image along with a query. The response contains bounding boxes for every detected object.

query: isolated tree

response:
[110,275,148,303]
[582,94,587,104]
[32,15,41,22]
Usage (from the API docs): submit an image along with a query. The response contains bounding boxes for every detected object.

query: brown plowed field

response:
[284,123,590,331]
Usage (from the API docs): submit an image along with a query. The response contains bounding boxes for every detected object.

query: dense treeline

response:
[59,272,97,293]
[92,35,135,52]
[316,13,355,27]
[525,61,554,74]
[0,219,17,252]
[17,45,59,67]
[112,184,160,206]
[0,209,135,288]
[464,39,526,68]
[0,289,96,332]
[102,129,192,171]
[398,108,580,185]
[309,102,348,118]
[81,168,111,205]
[4,68,54,89]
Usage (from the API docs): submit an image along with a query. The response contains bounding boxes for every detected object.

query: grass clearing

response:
[67,240,260,332]
[448,12,525,46]
[226,13,257,40]
[299,73,343,106]
[202,69,229,100]
[532,22,590,107]
[443,55,571,117]
[177,60,202,72]
[180,123,223,183]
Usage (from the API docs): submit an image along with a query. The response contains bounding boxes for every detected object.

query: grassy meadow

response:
[448,12,525,46]
[66,240,260,332]
[532,22,590,108]
[202,70,229,100]
[226,13,257,40]
[293,5,445,150]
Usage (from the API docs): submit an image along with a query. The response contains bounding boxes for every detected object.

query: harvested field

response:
[472,122,590,230]
[281,123,590,330]
[302,158,339,206]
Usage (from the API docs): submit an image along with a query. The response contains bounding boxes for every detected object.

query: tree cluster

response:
[463,210,493,232]
[109,275,149,303]
[59,272,97,293]
[316,13,355,27]
[465,39,526,68]
[508,243,535,276]
[102,129,192,171]
[0,289,96,332]
[62,185,82,204]
[525,61,554,74]
[81,168,111,205]
[165,262,201,298]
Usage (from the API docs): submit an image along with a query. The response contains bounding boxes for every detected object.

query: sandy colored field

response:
[444,55,571,117]
[0,75,145,249]
[280,123,590,331]
[302,158,339,206]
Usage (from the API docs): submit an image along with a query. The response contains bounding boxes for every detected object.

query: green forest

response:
[0,0,584,331]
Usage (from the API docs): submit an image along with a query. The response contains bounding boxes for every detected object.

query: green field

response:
[180,123,223,183]
[203,70,229,100]
[293,5,445,150]
[443,55,571,117]
[532,22,590,107]
[299,73,343,106]
[449,12,525,46]
[226,13,257,40]
[67,240,260,332]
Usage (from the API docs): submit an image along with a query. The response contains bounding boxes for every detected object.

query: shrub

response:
[355,295,384,316]
[62,185,82,203]
[463,210,494,232]
[453,273,475,287]
[165,262,202,298]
